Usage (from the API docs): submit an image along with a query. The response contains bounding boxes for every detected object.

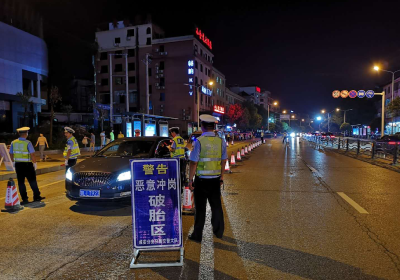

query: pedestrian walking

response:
[261,130,264,143]
[9,127,45,204]
[110,129,115,142]
[188,115,227,242]
[90,133,95,152]
[100,131,106,148]
[118,131,125,138]
[64,127,81,172]
[282,132,288,143]
[82,135,89,148]
[35,133,49,161]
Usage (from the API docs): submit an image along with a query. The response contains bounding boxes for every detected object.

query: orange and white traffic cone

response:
[1,178,23,212]
[241,147,245,156]
[225,160,231,173]
[245,145,248,154]
[249,144,252,152]
[231,140,234,145]
[263,139,266,144]
[182,186,194,215]
[226,141,229,147]
[230,152,236,165]
[237,149,241,161]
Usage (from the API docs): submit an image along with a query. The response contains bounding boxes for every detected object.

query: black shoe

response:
[20,200,29,205]
[33,196,45,201]
[188,234,202,243]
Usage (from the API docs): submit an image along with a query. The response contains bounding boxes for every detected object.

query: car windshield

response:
[95,141,154,157]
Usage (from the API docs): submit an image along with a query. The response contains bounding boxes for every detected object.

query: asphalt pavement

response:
[0,138,399,279]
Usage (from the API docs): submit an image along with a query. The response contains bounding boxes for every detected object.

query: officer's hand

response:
[65,159,68,166]
[189,181,194,191]
[33,162,37,170]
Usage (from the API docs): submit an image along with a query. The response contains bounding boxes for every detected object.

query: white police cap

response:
[169,127,180,131]
[200,114,218,123]
[16,127,30,133]
[64,127,75,133]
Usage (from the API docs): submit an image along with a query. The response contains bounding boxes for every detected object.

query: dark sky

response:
[31,0,400,117]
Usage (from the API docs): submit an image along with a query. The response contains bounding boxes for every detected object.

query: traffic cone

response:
[244,146,248,154]
[237,149,241,161]
[241,147,245,156]
[1,178,23,212]
[226,141,229,147]
[249,144,252,152]
[225,160,231,173]
[230,152,236,165]
[231,139,234,145]
[263,139,266,144]
[182,186,194,215]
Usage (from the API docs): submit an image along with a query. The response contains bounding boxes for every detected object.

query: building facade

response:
[382,78,400,134]
[95,20,217,136]
[230,85,262,105]
[0,2,48,132]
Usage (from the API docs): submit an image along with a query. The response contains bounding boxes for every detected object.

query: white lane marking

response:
[337,192,369,214]
[0,180,64,200]
[198,203,214,279]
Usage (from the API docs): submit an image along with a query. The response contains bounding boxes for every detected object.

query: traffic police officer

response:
[64,127,81,171]
[9,127,44,204]
[168,127,187,188]
[188,115,228,242]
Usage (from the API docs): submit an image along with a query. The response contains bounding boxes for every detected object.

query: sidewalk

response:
[0,151,95,181]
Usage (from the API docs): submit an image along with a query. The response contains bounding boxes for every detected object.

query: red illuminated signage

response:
[196,28,212,50]
[213,105,225,114]
[256,87,261,93]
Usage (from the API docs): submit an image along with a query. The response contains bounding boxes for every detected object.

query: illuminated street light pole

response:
[336,108,353,124]
[267,101,278,131]
[374,66,400,134]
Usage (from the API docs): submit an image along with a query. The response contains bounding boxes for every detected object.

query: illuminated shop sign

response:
[188,60,194,96]
[255,87,261,93]
[195,28,212,50]
[213,105,225,114]
[201,86,212,96]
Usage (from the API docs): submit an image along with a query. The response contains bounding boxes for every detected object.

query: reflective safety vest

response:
[12,139,32,162]
[261,132,264,137]
[196,136,222,176]
[63,136,81,159]
[171,136,185,158]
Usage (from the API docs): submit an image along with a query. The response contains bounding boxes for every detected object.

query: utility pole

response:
[125,54,129,113]
[109,54,113,128]
[145,53,150,114]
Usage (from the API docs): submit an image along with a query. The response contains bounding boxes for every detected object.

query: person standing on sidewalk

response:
[35,133,49,161]
[188,115,227,243]
[100,131,106,148]
[110,130,115,142]
[90,133,95,152]
[260,130,264,143]
[63,127,81,172]
[118,131,125,138]
[9,127,45,204]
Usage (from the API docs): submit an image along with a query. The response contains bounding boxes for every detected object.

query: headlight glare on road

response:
[117,171,131,182]
[66,168,73,181]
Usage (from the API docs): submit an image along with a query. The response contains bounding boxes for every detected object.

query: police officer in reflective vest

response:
[63,127,81,171]
[9,127,44,204]
[188,115,228,242]
[168,127,187,188]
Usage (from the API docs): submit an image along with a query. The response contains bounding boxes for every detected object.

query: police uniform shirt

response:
[9,137,35,155]
[189,131,228,178]
[67,137,74,152]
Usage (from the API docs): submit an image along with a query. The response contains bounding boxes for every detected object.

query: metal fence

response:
[305,136,399,165]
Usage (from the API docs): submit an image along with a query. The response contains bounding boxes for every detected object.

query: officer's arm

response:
[220,160,226,180]
[189,161,197,184]
[30,153,37,163]
[10,154,14,161]
[66,150,71,160]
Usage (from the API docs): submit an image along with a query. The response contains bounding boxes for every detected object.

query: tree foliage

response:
[226,104,244,124]
[49,86,62,144]
[340,122,352,133]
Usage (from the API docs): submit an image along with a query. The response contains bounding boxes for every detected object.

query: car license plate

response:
[79,190,100,198]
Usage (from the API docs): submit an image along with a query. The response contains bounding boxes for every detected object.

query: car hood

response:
[71,157,132,174]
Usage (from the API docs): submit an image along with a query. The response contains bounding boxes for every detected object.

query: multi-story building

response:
[381,78,400,133]
[225,88,245,109]
[69,78,94,113]
[95,20,216,136]
[230,85,263,105]
[0,0,48,132]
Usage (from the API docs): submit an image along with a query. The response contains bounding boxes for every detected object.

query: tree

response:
[16,92,32,126]
[387,97,400,118]
[226,104,244,124]
[63,104,73,125]
[282,121,289,132]
[369,117,381,132]
[49,86,62,144]
[238,108,250,130]
[340,122,352,136]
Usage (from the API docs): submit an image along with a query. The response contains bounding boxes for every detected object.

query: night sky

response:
[31,0,400,117]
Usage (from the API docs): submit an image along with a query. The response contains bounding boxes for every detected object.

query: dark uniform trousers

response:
[15,162,41,200]
[66,158,77,172]
[192,176,224,240]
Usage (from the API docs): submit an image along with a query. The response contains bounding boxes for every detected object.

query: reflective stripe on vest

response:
[196,136,222,176]
[63,136,81,159]
[12,140,32,162]
[171,136,185,158]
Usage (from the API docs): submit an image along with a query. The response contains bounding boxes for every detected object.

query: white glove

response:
[33,162,37,170]
[65,159,68,166]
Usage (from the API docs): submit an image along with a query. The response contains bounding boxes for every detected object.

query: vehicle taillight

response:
[331,136,335,138]
[388,141,396,145]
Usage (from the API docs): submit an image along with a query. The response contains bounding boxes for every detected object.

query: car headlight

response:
[117,171,131,182]
[290,132,295,137]
[66,168,73,181]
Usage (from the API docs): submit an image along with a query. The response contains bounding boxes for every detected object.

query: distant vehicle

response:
[65,137,187,201]
[320,132,335,140]
[375,134,400,152]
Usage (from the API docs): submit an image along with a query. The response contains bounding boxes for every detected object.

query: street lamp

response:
[374,65,400,134]
[184,81,214,130]
[283,110,287,114]
[321,109,326,114]
[267,100,278,131]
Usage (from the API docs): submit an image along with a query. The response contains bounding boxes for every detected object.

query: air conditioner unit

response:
[160,70,164,73]
[159,74,164,78]
[126,36,131,41]
[156,86,161,90]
